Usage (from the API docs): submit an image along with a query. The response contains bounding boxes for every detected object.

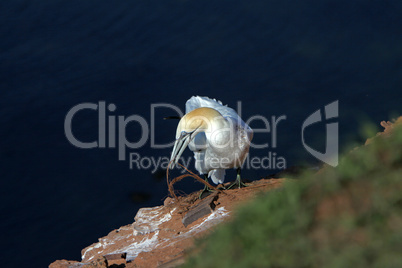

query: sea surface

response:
[0,1,401,267]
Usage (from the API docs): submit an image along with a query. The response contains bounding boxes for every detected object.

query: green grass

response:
[183,124,402,268]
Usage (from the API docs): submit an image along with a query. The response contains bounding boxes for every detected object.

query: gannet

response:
[169,96,253,196]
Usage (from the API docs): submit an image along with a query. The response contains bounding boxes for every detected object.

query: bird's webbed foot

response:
[226,168,247,189]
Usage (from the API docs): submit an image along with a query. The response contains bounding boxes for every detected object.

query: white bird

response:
[169,96,253,196]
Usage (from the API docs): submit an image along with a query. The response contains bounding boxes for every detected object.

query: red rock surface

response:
[49,178,285,268]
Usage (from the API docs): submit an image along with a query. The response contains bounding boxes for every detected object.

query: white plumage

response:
[169,96,253,185]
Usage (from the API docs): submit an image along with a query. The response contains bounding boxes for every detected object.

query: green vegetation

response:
[183,124,402,268]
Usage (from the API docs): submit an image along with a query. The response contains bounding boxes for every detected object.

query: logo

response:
[301,101,338,167]
[64,100,339,171]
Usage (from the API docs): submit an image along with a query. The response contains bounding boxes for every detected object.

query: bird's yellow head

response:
[175,107,223,138]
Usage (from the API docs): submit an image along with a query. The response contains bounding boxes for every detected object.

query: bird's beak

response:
[169,129,199,169]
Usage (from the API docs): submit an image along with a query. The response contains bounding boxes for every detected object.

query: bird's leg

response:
[199,174,213,199]
[237,168,248,188]
[227,168,247,189]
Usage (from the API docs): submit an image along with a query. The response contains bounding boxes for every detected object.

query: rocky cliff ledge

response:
[50,178,285,268]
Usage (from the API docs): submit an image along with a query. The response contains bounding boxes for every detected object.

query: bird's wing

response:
[185,96,223,113]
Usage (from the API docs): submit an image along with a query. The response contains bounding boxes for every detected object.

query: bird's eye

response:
[180,131,187,138]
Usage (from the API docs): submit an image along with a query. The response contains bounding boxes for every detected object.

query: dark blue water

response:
[1,1,401,267]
